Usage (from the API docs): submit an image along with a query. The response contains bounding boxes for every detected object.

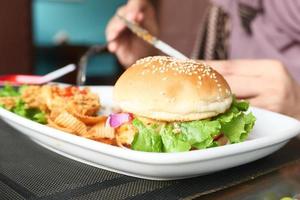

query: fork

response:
[76,44,109,86]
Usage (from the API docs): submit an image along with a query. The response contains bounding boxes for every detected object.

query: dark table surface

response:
[0,118,300,200]
[200,160,300,200]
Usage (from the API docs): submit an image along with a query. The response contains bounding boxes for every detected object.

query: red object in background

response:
[0,64,76,85]
[0,75,44,85]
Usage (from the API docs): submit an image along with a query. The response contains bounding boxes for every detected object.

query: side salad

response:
[0,84,47,124]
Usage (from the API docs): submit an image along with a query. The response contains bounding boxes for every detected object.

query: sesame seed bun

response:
[113,56,232,121]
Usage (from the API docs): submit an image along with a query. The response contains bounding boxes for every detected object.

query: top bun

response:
[114,56,232,121]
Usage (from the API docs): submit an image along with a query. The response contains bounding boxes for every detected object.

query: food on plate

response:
[112,56,256,152]
[0,84,112,143]
[0,85,47,124]
[0,55,256,153]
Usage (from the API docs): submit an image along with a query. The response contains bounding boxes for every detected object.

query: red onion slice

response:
[108,113,133,128]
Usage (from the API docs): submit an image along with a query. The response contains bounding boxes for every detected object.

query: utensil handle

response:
[154,40,188,59]
[41,64,76,84]
[117,14,188,59]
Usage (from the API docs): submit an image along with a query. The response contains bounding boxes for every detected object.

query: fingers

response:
[206,59,300,118]
[126,0,148,18]
[105,0,158,65]
[247,96,281,114]
[208,60,282,77]
[106,0,148,38]
[247,96,266,108]
[106,0,150,52]
[130,0,158,35]
[113,32,138,67]
[211,60,261,76]
[106,6,127,42]
[107,40,118,52]
[222,75,261,98]
[107,29,131,53]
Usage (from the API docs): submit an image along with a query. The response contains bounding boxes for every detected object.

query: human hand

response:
[207,60,300,120]
[106,0,159,67]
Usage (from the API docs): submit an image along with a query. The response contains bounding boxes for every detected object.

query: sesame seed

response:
[133,56,220,85]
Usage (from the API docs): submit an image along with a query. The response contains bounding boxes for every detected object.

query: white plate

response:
[0,86,300,180]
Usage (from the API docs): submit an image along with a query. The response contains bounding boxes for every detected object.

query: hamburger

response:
[111,56,256,152]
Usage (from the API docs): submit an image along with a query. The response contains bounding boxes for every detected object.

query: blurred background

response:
[0,0,206,85]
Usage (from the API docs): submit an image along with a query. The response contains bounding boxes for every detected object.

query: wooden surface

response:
[199,161,300,200]
[198,140,300,200]
[0,1,32,74]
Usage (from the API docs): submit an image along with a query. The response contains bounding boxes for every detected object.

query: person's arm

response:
[206,60,300,120]
[105,0,159,67]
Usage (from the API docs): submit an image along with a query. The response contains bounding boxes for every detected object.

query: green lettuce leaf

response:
[129,97,255,152]
[179,120,221,149]
[0,84,19,97]
[232,98,249,111]
[27,109,47,124]
[0,84,47,124]
[193,138,214,149]
[131,119,163,152]
[18,85,28,95]
[12,99,27,116]
[215,97,256,143]
[160,125,191,152]
[11,99,47,124]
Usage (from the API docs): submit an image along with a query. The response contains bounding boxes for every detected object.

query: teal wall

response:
[32,0,126,77]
